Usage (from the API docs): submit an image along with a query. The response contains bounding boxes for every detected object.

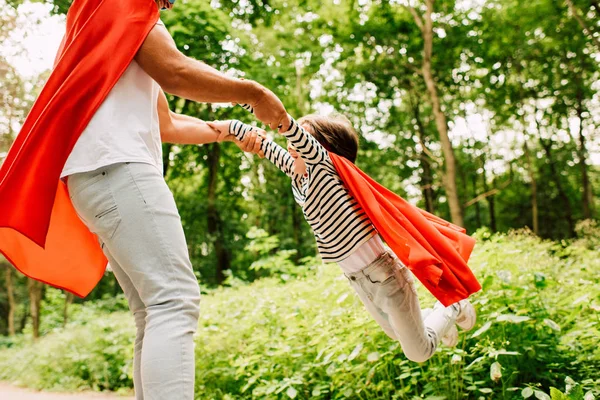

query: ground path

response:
[0,383,134,400]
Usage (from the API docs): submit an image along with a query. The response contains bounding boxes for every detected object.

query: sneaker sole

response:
[456,300,476,331]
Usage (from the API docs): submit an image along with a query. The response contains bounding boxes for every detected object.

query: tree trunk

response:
[481,157,497,232]
[27,278,43,340]
[63,292,74,327]
[412,0,464,226]
[538,135,575,235]
[575,89,593,219]
[291,200,302,263]
[523,140,539,234]
[18,307,29,333]
[472,175,481,227]
[488,178,497,232]
[6,266,15,336]
[207,143,230,283]
[412,101,435,213]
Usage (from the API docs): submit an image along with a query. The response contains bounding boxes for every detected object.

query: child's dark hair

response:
[297,114,359,163]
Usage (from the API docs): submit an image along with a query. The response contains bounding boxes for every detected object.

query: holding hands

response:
[208,120,266,158]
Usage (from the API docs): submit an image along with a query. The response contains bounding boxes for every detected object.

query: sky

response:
[1,1,65,78]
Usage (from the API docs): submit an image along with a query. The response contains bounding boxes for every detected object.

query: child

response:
[209,109,480,362]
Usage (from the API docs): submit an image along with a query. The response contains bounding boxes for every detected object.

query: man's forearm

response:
[161,113,220,144]
[165,58,263,105]
[137,24,287,129]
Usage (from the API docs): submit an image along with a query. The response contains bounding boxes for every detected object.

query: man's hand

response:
[207,120,236,143]
[249,86,290,132]
[207,121,265,157]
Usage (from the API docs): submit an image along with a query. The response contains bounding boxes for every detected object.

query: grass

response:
[0,230,599,399]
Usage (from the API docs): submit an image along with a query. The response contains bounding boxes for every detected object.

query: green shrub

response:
[0,232,598,399]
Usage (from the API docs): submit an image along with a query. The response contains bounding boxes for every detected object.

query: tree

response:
[403,0,464,226]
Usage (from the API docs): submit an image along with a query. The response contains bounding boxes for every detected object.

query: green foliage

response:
[0,313,135,392]
[1,233,599,398]
[548,376,596,400]
[244,227,308,281]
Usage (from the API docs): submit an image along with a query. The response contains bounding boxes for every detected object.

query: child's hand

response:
[207,120,265,158]
[237,128,266,158]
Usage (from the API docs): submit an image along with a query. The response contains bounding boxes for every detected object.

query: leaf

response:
[568,385,584,400]
[348,343,363,361]
[534,390,551,400]
[482,275,495,290]
[466,356,485,369]
[550,388,566,400]
[367,352,380,362]
[497,314,531,323]
[479,388,493,393]
[471,321,492,338]
[336,293,349,304]
[490,362,502,382]
[583,391,595,400]
[398,372,411,379]
[544,319,561,331]
[496,270,512,284]
[534,272,547,288]
[286,387,298,399]
[522,387,534,398]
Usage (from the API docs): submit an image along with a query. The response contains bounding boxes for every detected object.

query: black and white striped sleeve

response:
[228,120,299,180]
[281,118,328,166]
[261,140,300,180]
[229,120,253,141]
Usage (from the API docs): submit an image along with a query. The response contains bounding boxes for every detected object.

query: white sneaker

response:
[455,299,476,331]
[441,323,459,347]
[431,302,459,347]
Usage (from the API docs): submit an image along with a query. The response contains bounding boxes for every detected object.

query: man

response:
[0,0,287,398]
[65,2,289,400]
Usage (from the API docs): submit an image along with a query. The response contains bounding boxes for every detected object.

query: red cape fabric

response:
[329,153,481,306]
[0,0,159,297]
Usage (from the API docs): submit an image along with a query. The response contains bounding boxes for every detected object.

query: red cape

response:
[0,0,159,297]
[329,153,481,306]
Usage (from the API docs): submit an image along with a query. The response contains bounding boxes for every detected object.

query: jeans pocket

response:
[95,204,121,241]
[69,172,122,241]
[365,261,397,286]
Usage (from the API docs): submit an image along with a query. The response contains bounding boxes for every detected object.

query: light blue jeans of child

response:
[345,252,456,362]
[68,162,201,400]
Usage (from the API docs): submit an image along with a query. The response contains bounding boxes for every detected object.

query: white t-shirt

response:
[337,234,386,274]
[62,22,164,178]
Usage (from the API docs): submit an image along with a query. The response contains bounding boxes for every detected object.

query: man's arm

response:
[158,92,264,156]
[136,24,289,130]
[158,91,220,144]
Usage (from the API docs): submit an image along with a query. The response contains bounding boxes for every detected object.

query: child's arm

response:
[280,117,328,166]
[211,120,300,180]
[240,104,328,166]
[231,121,301,180]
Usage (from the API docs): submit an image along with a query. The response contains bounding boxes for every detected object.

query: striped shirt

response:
[229,118,376,263]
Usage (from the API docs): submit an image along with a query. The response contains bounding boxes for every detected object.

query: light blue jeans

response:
[345,252,456,362]
[68,162,201,400]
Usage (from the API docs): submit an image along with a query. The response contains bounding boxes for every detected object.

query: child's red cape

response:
[329,153,481,306]
[0,0,159,297]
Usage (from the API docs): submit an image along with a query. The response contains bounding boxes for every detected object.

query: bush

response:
[0,232,598,398]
